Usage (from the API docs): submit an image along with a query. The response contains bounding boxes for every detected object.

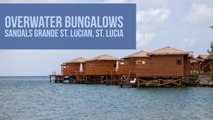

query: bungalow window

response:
[87,64,92,67]
[176,59,182,65]
[63,66,67,68]
[136,61,145,64]
[120,62,125,65]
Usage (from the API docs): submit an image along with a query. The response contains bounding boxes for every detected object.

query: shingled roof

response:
[87,54,119,61]
[123,50,149,58]
[64,57,87,64]
[190,57,203,63]
[187,51,194,58]
[198,55,208,60]
[148,46,189,56]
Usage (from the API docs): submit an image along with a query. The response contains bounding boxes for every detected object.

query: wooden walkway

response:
[138,78,182,87]
[49,75,75,83]
[49,75,184,87]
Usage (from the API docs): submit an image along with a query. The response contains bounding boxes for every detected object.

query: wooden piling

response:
[49,75,51,83]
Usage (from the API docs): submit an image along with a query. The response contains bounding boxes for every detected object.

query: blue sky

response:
[0,0,213,76]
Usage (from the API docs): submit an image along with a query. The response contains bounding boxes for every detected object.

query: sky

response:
[0,0,213,76]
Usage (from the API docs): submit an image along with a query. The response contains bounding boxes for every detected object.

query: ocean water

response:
[0,76,213,120]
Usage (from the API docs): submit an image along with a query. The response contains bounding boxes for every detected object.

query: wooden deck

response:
[49,74,184,88]
[49,75,75,83]
[138,78,182,87]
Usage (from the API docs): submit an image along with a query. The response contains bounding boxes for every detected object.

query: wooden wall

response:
[118,55,190,78]
[202,61,211,72]
[118,58,136,75]
[62,63,85,76]
[62,55,191,78]
[190,60,212,73]
[184,56,191,77]
[136,56,185,77]
[191,62,201,71]
[118,57,150,75]
[85,60,117,75]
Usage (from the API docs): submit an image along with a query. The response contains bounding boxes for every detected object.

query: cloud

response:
[137,32,154,49]
[184,3,213,24]
[140,7,171,23]
[137,10,143,24]
[183,38,196,47]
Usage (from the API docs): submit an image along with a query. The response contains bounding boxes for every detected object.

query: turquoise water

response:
[0,76,213,120]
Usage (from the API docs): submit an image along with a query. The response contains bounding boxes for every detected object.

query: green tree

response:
[208,26,213,76]
[207,42,213,55]
[207,42,213,74]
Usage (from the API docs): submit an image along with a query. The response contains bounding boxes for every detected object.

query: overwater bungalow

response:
[118,50,149,77]
[117,50,149,87]
[60,57,87,83]
[85,54,119,83]
[118,46,191,87]
[197,55,212,72]
[138,46,191,87]
[61,57,87,76]
[190,58,203,75]
[142,46,191,78]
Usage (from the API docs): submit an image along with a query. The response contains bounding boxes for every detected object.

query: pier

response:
[49,74,191,88]
[49,75,75,83]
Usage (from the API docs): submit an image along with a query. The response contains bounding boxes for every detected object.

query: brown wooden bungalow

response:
[190,58,202,71]
[142,46,191,78]
[190,54,213,75]
[190,57,204,75]
[119,46,191,87]
[51,57,87,83]
[119,46,191,78]
[143,46,191,87]
[197,55,212,72]
[61,57,87,76]
[117,50,149,87]
[85,54,120,83]
[118,50,149,77]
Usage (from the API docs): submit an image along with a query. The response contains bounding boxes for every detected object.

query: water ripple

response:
[0,77,213,120]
